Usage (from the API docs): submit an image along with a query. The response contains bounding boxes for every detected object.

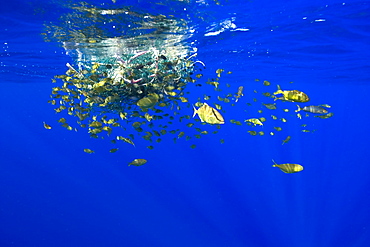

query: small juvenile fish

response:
[235,86,244,102]
[296,105,328,114]
[117,136,135,146]
[314,112,334,119]
[216,68,224,77]
[282,136,291,145]
[89,121,102,128]
[263,103,276,110]
[58,118,66,123]
[129,159,147,166]
[137,93,159,109]
[119,112,127,120]
[144,113,153,122]
[178,132,185,138]
[43,122,52,129]
[272,160,303,173]
[245,118,263,126]
[263,80,271,86]
[248,131,257,135]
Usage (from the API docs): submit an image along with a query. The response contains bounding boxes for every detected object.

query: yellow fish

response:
[137,93,159,109]
[43,122,52,129]
[129,159,147,166]
[272,159,303,173]
[193,103,225,124]
[273,85,309,103]
[245,118,263,126]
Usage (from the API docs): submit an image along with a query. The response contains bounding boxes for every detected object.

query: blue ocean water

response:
[1,0,370,247]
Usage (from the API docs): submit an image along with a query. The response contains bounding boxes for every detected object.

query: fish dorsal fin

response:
[274,85,283,95]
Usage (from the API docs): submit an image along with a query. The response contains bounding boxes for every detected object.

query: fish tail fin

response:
[295,105,301,112]
[192,105,198,118]
[272,159,278,166]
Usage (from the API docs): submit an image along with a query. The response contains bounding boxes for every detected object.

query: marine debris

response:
[43,2,333,170]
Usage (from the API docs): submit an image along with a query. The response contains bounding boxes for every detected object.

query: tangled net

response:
[50,49,204,143]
